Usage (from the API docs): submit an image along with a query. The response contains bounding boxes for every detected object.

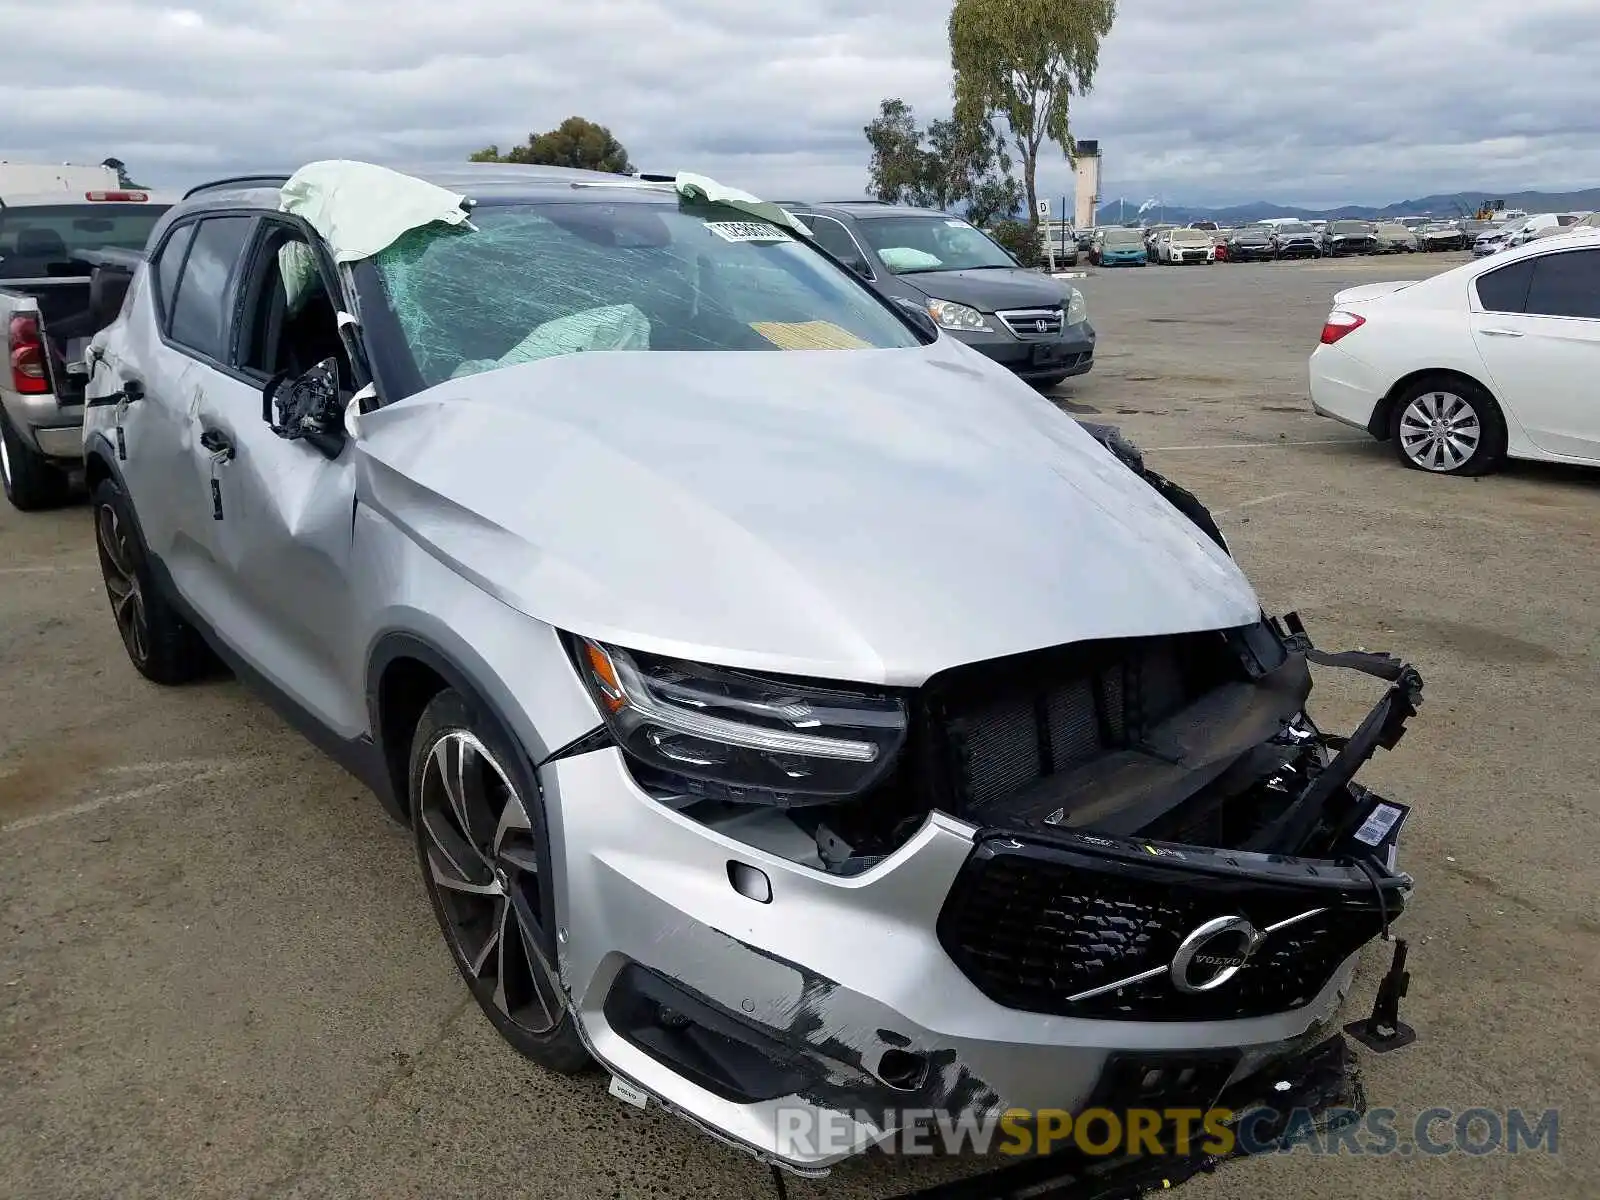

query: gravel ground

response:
[2,252,1595,1200]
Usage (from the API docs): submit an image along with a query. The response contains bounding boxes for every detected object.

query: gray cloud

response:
[1,0,1594,209]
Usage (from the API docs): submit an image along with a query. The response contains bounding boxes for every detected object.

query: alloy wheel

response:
[0,433,12,489]
[1398,390,1481,471]
[417,730,565,1035]
[96,502,149,664]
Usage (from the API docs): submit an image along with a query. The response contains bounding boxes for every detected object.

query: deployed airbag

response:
[279,160,473,264]
[673,172,813,237]
[450,304,651,378]
[877,246,943,272]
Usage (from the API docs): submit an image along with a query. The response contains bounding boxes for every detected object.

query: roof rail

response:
[816,198,889,206]
[181,174,292,201]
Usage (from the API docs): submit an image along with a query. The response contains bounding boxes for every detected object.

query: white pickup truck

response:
[1,188,171,509]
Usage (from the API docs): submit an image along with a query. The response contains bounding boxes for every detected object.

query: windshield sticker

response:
[704,221,793,243]
[749,321,870,351]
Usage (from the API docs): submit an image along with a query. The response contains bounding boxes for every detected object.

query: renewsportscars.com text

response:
[776,1106,1560,1160]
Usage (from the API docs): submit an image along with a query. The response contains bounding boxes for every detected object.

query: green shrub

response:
[989,219,1043,268]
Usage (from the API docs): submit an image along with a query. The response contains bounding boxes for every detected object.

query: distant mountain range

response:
[1093,187,1600,226]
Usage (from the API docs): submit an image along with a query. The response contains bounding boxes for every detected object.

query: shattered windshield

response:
[855,215,1016,273]
[369,200,920,387]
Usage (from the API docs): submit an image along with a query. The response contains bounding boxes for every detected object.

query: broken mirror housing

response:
[574,638,908,805]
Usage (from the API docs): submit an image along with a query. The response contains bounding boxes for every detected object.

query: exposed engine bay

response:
[610,425,1422,882]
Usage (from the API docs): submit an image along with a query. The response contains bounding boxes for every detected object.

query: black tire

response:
[0,407,73,511]
[1031,373,1071,390]
[1388,376,1506,476]
[91,477,212,684]
[410,688,591,1074]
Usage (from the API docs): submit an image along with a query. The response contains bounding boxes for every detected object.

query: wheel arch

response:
[1368,367,1501,439]
[83,433,156,556]
[366,630,563,825]
[84,438,118,494]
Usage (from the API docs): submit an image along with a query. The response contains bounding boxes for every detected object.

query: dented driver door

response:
[192,364,365,740]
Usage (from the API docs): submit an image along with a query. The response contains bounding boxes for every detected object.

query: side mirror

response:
[264,358,346,460]
[890,296,940,341]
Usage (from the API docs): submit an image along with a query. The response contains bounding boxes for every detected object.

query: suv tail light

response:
[1320,310,1366,345]
[8,314,50,394]
[85,190,148,202]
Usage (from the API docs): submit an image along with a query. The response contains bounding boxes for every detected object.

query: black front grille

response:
[927,632,1230,814]
[998,308,1065,339]
[936,838,1392,1021]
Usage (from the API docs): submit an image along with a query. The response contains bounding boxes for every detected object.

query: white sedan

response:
[1308,229,1600,474]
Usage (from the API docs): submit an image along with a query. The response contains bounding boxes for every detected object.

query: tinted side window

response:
[1475,258,1534,314]
[153,223,196,322]
[809,216,869,271]
[1524,250,1600,319]
[169,216,254,360]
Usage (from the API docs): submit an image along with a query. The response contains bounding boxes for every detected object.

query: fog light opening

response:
[728,861,772,904]
[655,1004,692,1030]
[875,1048,929,1092]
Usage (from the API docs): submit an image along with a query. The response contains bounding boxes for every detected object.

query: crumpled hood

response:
[355,340,1259,684]
[893,267,1070,313]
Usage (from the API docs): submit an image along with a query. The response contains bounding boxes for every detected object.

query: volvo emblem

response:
[1170,916,1266,994]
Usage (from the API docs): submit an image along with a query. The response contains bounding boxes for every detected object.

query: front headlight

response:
[925,299,991,332]
[574,639,908,806]
[1065,286,1087,325]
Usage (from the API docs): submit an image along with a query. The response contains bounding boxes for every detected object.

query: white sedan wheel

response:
[1397,389,1482,472]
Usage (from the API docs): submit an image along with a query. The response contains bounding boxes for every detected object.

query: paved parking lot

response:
[2,254,1596,1200]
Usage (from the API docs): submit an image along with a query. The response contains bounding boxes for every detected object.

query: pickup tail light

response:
[85,190,148,202]
[8,314,50,394]
[1320,310,1366,345]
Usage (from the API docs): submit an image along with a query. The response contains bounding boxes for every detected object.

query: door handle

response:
[85,377,145,408]
[199,428,235,460]
[1480,328,1525,338]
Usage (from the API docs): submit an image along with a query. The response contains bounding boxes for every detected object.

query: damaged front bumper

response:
[542,615,1423,1174]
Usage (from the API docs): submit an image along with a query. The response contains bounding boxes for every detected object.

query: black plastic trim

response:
[181,174,292,201]
[364,632,519,813]
[964,827,1411,894]
[602,963,818,1104]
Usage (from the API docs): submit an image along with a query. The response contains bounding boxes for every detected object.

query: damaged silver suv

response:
[81,161,1423,1177]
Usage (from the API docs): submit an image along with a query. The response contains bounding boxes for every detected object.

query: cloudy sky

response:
[3,0,1597,210]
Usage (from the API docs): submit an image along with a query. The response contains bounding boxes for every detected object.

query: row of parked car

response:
[1471,211,1599,257]
[1078,213,1600,267]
